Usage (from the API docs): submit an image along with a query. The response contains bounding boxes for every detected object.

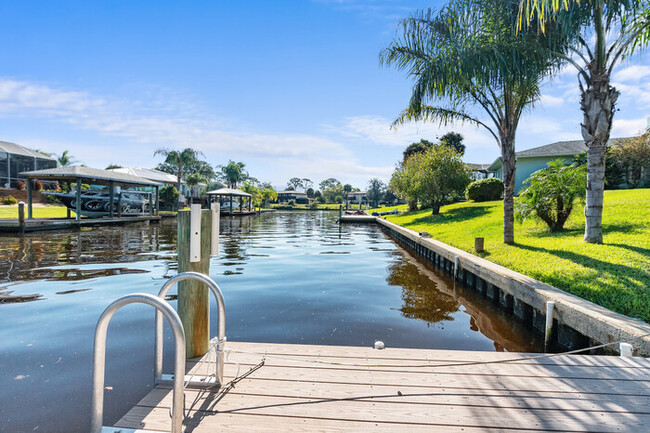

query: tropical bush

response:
[15,180,25,190]
[390,144,470,214]
[606,132,650,189]
[159,185,180,210]
[465,178,504,202]
[45,194,59,204]
[2,195,18,205]
[515,159,587,232]
[33,180,43,191]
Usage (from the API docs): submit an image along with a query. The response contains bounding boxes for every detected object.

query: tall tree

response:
[381,0,569,243]
[287,177,303,191]
[439,132,465,155]
[403,139,434,163]
[56,150,77,167]
[217,160,248,188]
[154,147,204,192]
[518,0,650,243]
[301,178,313,190]
[319,178,341,191]
[367,178,387,207]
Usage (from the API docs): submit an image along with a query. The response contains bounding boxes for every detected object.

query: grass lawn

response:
[0,205,71,219]
[369,204,409,213]
[384,189,650,322]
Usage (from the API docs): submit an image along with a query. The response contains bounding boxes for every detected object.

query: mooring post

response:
[453,256,459,280]
[619,343,633,357]
[177,205,212,358]
[544,301,555,352]
[18,201,25,234]
[475,237,484,253]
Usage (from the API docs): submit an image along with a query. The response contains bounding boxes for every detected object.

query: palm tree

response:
[57,150,77,167]
[153,147,204,192]
[517,0,650,243]
[218,160,247,188]
[381,0,569,243]
[185,172,206,203]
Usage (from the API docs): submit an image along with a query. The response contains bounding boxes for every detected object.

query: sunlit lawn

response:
[384,189,650,322]
[0,205,72,219]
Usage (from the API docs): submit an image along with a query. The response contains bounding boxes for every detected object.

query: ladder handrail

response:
[90,293,185,433]
[155,271,226,386]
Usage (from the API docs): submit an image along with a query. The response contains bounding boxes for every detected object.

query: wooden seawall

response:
[113,341,650,432]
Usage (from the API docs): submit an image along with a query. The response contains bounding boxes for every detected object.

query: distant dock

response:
[0,214,162,233]
[112,341,650,432]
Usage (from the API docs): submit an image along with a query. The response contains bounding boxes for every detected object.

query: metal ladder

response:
[90,272,226,433]
[155,271,226,387]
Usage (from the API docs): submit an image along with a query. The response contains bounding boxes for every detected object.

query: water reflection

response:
[0,211,542,432]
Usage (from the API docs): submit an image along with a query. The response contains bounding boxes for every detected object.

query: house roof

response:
[277,190,307,196]
[20,165,161,187]
[465,163,491,171]
[346,191,367,196]
[0,140,56,160]
[109,167,179,184]
[205,187,252,197]
[487,137,628,171]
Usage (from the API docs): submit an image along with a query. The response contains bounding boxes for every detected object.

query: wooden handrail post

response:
[177,208,212,358]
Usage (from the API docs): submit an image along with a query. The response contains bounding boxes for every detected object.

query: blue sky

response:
[1,0,649,189]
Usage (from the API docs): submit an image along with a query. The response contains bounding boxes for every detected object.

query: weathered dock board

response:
[114,341,650,432]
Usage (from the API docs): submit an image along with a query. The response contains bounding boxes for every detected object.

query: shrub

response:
[46,194,59,204]
[515,159,587,232]
[309,202,319,209]
[159,185,180,210]
[2,195,18,205]
[465,178,504,202]
[287,199,295,206]
[33,180,43,191]
[16,180,25,190]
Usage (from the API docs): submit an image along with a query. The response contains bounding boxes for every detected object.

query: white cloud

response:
[611,117,648,138]
[330,114,496,150]
[614,65,650,83]
[539,94,565,108]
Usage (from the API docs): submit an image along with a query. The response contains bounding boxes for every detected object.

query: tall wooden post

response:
[18,201,25,234]
[26,179,33,219]
[155,186,159,215]
[177,208,212,358]
[109,181,115,218]
[75,178,82,221]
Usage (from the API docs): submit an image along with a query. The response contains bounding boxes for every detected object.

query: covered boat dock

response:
[206,187,255,215]
[0,166,163,233]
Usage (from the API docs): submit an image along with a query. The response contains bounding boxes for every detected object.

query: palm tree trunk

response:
[501,136,516,244]
[581,70,619,244]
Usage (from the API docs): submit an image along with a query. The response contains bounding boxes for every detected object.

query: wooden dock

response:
[0,215,162,233]
[114,341,650,432]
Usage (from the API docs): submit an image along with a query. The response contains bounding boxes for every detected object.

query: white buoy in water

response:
[374,341,385,350]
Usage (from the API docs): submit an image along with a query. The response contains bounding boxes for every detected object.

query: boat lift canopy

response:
[19,165,162,221]
[206,187,253,214]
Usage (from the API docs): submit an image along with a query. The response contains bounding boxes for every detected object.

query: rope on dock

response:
[215,332,650,370]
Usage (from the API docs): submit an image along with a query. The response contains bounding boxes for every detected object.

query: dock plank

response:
[115,342,650,432]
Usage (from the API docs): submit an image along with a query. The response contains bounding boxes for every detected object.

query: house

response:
[465,163,492,181]
[345,191,368,204]
[0,141,57,189]
[276,190,309,204]
[487,138,626,194]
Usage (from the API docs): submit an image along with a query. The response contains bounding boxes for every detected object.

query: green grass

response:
[384,189,650,322]
[369,204,409,213]
[0,205,71,219]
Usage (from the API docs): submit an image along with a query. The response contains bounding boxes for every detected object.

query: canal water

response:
[0,211,542,432]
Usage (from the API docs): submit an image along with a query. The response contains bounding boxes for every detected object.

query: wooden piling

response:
[18,201,25,234]
[474,237,484,253]
[177,209,212,358]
